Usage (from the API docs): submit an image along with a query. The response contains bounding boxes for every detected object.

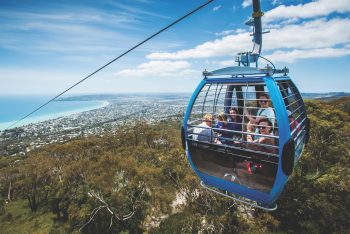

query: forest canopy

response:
[0,97,350,233]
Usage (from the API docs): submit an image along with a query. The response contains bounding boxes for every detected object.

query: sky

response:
[0,0,349,95]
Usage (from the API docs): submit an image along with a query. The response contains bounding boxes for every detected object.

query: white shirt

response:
[257,107,275,126]
[192,122,213,142]
[254,107,276,140]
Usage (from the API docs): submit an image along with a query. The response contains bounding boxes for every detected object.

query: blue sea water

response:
[0,95,107,130]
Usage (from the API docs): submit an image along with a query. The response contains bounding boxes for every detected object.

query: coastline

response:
[0,100,109,131]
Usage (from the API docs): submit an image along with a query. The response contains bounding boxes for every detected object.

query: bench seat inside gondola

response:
[187,139,278,193]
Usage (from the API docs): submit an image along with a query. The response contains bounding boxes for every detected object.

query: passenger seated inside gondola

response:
[244,108,255,133]
[214,112,232,144]
[246,118,275,154]
[192,113,222,144]
[287,110,300,132]
[192,113,214,142]
[256,93,275,126]
[245,93,275,138]
[227,107,243,139]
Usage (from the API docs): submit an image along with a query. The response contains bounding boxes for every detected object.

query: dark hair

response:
[259,93,269,99]
[258,118,272,127]
[229,107,238,113]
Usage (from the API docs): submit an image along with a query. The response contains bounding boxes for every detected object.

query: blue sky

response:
[0,0,349,95]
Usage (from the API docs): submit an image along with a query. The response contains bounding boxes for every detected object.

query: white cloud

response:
[107,1,173,20]
[213,59,236,67]
[147,32,252,60]
[146,18,350,63]
[0,8,140,56]
[267,47,350,63]
[114,60,194,77]
[213,5,221,11]
[215,28,247,37]
[235,28,248,34]
[135,0,153,3]
[264,18,350,50]
[213,5,222,11]
[265,0,350,22]
[215,29,235,36]
[272,0,282,6]
[242,0,252,8]
[0,2,175,56]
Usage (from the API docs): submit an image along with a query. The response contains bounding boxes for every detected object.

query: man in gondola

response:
[192,113,218,143]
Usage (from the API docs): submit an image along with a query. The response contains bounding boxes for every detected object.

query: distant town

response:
[0,92,349,156]
[0,94,190,156]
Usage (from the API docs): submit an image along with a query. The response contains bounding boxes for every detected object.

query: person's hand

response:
[244,109,253,120]
[243,108,249,117]
[246,134,253,142]
[247,121,254,132]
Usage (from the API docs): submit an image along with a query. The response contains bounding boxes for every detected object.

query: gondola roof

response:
[203,66,290,78]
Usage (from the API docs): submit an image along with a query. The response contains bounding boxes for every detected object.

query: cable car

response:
[181,0,310,210]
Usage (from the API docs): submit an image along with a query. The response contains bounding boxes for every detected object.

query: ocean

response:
[0,95,108,130]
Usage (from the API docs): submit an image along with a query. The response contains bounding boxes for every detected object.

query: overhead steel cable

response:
[5,0,215,130]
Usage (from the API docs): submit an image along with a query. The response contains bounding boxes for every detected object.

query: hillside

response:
[1,97,350,233]
[301,92,350,100]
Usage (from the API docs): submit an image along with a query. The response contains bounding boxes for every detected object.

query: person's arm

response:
[246,120,255,132]
[258,136,268,144]
[246,135,261,151]
[244,109,254,122]
[255,108,268,124]
[255,116,265,125]
[258,136,274,146]
[258,137,275,153]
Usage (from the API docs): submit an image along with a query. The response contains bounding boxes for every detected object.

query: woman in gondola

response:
[246,118,275,154]
[246,93,275,139]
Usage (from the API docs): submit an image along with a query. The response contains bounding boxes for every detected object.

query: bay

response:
[0,95,108,130]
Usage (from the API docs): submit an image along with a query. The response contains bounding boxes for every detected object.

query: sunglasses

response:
[259,100,268,103]
[259,125,268,130]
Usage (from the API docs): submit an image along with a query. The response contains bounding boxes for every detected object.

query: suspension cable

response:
[259,55,276,76]
[5,0,215,130]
